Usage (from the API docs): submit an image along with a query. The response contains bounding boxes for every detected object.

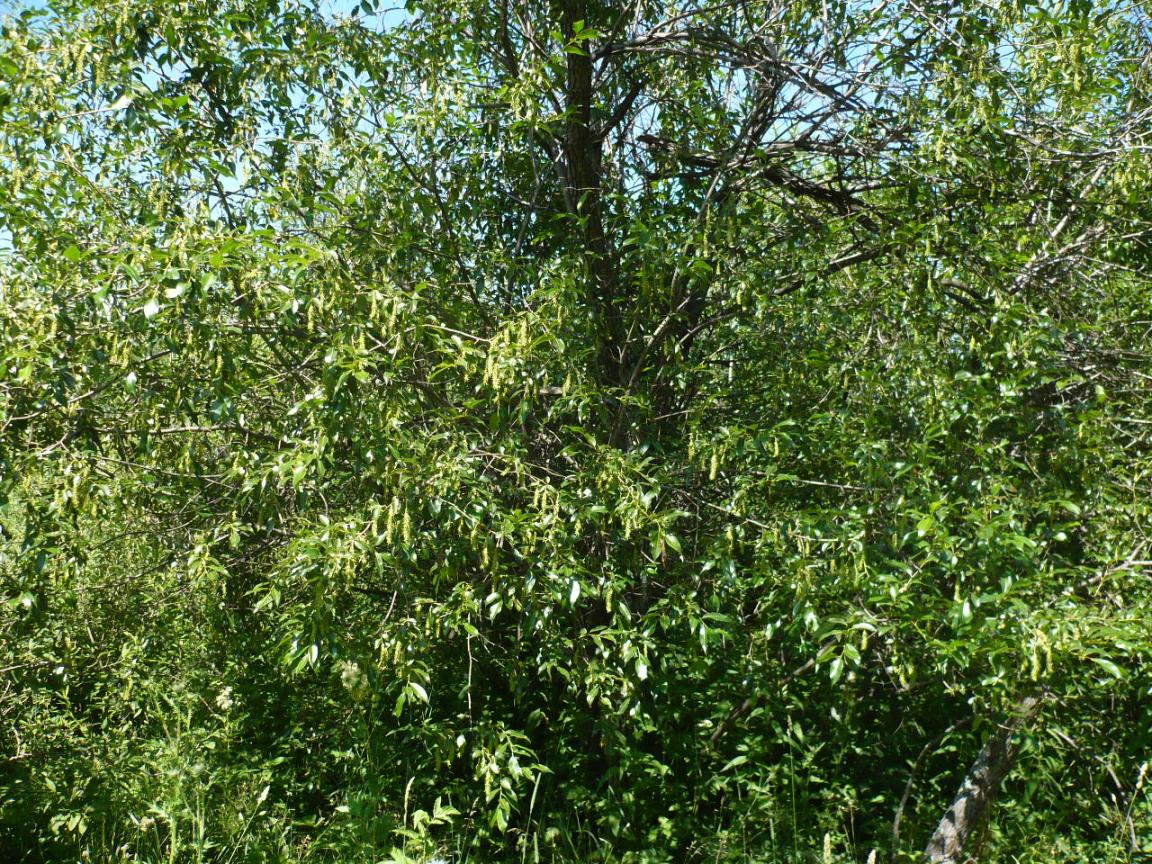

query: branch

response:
[925,692,1044,864]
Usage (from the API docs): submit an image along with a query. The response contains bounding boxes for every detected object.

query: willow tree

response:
[2,1,1151,862]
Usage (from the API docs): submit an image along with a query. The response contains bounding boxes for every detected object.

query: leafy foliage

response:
[2,0,1151,862]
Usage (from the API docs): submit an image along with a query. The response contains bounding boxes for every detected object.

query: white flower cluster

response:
[215,686,235,711]
[339,659,370,701]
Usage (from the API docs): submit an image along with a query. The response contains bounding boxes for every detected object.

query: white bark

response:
[925,694,1042,864]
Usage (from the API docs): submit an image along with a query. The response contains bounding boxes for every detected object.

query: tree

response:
[2,0,1151,861]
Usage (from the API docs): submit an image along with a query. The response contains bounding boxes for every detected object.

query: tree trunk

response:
[555,0,624,387]
[924,694,1042,863]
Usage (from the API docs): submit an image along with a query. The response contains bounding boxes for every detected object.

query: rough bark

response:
[924,693,1043,864]
[555,0,624,386]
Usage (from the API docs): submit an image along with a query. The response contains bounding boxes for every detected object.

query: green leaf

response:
[829,656,844,684]
[1089,657,1123,679]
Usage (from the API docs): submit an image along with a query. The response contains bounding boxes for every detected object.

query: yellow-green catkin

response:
[384,497,399,545]
[484,348,496,389]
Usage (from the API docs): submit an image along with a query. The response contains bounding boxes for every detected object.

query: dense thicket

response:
[2,1,1151,862]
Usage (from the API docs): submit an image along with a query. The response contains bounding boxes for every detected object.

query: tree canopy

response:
[2,1,1151,862]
